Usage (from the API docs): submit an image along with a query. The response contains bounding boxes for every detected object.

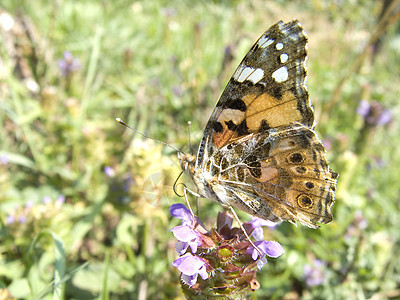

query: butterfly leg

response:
[195,196,200,216]
[228,206,263,256]
[183,187,201,227]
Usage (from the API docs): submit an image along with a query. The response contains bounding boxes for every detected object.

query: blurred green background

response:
[1,0,399,299]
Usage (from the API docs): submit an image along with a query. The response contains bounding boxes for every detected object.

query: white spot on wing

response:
[280,23,290,35]
[233,64,245,81]
[272,66,288,82]
[258,35,274,48]
[237,66,254,82]
[276,42,283,50]
[280,53,288,63]
[247,68,264,84]
[233,65,264,84]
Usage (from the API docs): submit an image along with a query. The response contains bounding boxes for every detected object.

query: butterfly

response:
[178,20,338,229]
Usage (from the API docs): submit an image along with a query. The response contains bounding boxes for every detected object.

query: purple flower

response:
[169,203,195,227]
[171,85,184,97]
[224,45,233,55]
[322,138,332,151]
[245,217,277,241]
[353,210,368,230]
[304,259,326,287]
[245,240,284,269]
[6,214,15,225]
[0,155,8,165]
[171,225,202,255]
[357,100,370,117]
[58,51,81,77]
[58,194,65,204]
[345,210,368,240]
[25,201,34,209]
[42,196,51,205]
[18,215,26,224]
[172,253,208,286]
[104,166,115,177]
[169,208,285,294]
[56,195,65,207]
[377,109,392,125]
[357,100,392,126]
[123,176,134,192]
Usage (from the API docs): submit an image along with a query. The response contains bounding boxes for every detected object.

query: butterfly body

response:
[179,20,338,229]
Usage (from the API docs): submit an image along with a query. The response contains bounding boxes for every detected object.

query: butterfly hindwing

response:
[205,125,337,228]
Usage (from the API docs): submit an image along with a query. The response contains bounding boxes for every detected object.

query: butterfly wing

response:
[196,20,313,169]
[208,125,337,228]
[192,20,337,228]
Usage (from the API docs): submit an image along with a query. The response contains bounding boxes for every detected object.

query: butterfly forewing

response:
[197,20,313,160]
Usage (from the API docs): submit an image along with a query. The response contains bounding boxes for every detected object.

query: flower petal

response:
[175,241,188,255]
[181,274,197,286]
[198,265,209,280]
[256,256,268,270]
[169,204,193,225]
[171,225,200,243]
[246,240,284,261]
[261,241,284,258]
[176,255,205,276]
[251,248,259,260]
[172,255,186,268]
[188,240,198,254]
[249,217,276,228]
[246,217,277,241]
[251,227,264,241]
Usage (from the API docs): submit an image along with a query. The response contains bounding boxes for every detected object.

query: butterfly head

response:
[177,152,196,175]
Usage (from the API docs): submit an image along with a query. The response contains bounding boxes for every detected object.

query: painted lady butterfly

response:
[178,20,338,229]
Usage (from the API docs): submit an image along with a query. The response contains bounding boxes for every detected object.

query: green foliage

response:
[1,0,399,299]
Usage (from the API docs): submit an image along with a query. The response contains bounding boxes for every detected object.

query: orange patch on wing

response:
[212,109,245,149]
[243,92,302,130]
[212,128,238,149]
[255,165,279,183]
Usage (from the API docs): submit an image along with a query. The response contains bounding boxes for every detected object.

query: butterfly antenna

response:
[187,121,193,154]
[116,118,182,154]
